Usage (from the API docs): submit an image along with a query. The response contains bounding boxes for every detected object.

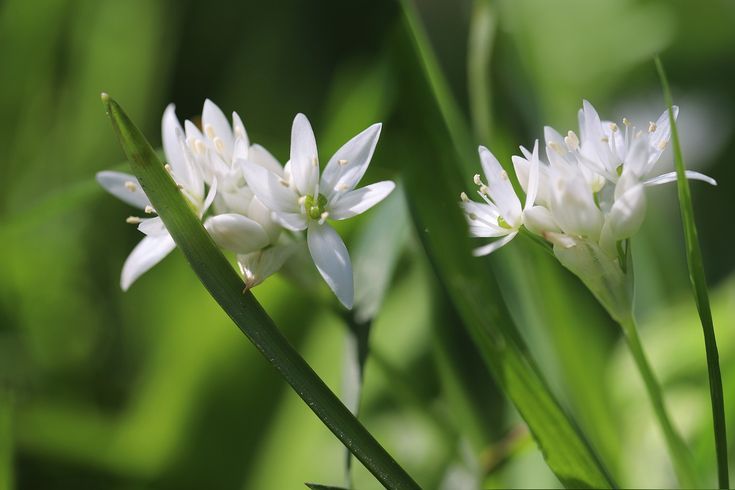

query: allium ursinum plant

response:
[462,100,715,321]
[98,100,393,308]
[460,99,716,487]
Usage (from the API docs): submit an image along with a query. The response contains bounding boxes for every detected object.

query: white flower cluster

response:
[98,100,394,308]
[461,100,715,261]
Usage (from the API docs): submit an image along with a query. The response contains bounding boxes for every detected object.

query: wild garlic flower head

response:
[243,113,395,308]
[460,100,716,320]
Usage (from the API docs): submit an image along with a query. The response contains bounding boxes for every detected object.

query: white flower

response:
[243,113,395,308]
[461,144,538,256]
[575,100,716,188]
[97,104,217,290]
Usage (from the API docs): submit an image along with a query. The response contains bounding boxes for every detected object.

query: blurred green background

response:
[1,0,734,488]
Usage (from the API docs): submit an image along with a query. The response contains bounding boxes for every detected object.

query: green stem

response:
[656,57,729,489]
[102,94,419,490]
[619,315,698,488]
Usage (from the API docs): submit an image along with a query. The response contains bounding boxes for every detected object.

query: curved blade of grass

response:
[655,58,729,489]
[394,5,616,487]
[100,94,419,490]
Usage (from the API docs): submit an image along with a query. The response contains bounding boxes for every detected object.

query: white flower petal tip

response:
[120,234,176,291]
[643,171,717,187]
[321,123,382,196]
[290,113,319,196]
[307,222,354,309]
[96,171,151,209]
[329,181,395,220]
[472,232,518,257]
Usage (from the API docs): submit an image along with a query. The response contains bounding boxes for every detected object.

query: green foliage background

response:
[0,0,734,488]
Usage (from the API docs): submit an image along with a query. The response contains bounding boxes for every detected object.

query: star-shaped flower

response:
[243,114,395,308]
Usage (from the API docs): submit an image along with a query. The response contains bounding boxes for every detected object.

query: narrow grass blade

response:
[655,57,729,489]
[101,94,419,490]
[393,7,616,486]
[0,393,13,490]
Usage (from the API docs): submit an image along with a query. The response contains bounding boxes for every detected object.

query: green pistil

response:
[304,193,328,220]
[616,164,623,176]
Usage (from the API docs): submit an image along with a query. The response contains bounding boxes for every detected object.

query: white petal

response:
[548,166,603,240]
[648,106,678,165]
[460,200,506,238]
[120,234,176,291]
[307,222,354,308]
[321,123,382,197]
[247,144,284,176]
[644,170,717,187]
[232,111,250,148]
[204,213,270,254]
[138,216,167,236]
[478,146,522,226]
[161,105,190,185]
[202,99,234,159]
[605,183,646,241]
[96,171,151,209]
[524,140,540,209]
[201,177,218,215]
[290,113,319,196]
[472,232,517,256]
[523,205,560,235]
[274,212,308,231]
[237,242,299,288]
[624,135,651,179]
[242,161,300,214]
[329,181,395,220]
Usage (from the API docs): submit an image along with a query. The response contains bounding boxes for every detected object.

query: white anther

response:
[144,205,155,214]
[609,122,619,133]
[564,130,579,150]
[622,117,631,127]
[124,181,137,192]
[473,174,483,186]
[176,183,184,190]
[648,121,657,133]
[319,211,329,224]
[338,159,348,166]
[126,216,142,224]
[657,139,668,151]
[479,184,489,195]
[460,192,469,202]
[164,164,173,173]
[204,124,216,139]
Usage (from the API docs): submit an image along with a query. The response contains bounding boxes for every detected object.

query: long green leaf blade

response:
[394,5,616,487]
[100,94,419,490]
[655,58,729,489]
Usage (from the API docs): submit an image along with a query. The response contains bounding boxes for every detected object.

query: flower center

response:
[304,193,328,220]
[497,216,513,230]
